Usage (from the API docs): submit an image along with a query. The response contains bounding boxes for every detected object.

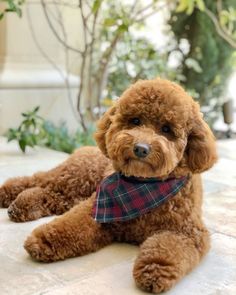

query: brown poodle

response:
[0,78,217,293]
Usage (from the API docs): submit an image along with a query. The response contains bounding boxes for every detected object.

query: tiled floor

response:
[0,137,235,295]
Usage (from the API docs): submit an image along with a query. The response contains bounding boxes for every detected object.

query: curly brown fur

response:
[5,78,217,293]
[24,195,113,262]
[133,230,207,293]
[0,176,35,208]
[1,147,110,221]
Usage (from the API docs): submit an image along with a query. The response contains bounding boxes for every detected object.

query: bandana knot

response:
[92,172,188,223]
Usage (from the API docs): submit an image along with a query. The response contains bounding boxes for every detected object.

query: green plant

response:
[106,35,186,102]
[38,0,190,131]
[42,121,96,154]
[0,0,25,20]
[169,0,236,125]
[6,107,95,153]
[6,106,44,152]
[29,0,235,131]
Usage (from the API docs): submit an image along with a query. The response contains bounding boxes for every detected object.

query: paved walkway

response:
[0,137,235,295]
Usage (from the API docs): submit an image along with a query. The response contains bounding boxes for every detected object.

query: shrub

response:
[6,107,95,153]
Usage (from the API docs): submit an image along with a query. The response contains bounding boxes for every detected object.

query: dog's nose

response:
[133,143,151,158]
[7,207,14,216]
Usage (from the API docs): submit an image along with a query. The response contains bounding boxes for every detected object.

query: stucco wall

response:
[0,0,83,135]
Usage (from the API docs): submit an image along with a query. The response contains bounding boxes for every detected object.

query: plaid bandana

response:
[92,172,188,223]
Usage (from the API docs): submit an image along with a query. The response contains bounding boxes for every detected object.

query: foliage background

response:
[1,0,236,152]
[169,0,236,124]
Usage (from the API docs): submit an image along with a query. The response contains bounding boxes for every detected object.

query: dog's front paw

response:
[7,187,51,222]
[0,185,17,208]
[133,231,201,294]
[8,201,43,222]
[0,177,33,207]
[0,186,10,207]
[133,257,179,294]
[24,225,59,262]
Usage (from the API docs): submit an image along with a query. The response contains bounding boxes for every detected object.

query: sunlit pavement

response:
[0,136,235,295]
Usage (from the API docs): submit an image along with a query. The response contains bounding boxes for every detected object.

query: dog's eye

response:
[130,118,141,126]
[161,125,171,133]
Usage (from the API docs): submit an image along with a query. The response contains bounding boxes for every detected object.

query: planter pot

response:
[222,99,233,125]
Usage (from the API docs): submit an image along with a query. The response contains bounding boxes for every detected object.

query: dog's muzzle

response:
[133,143,151,158]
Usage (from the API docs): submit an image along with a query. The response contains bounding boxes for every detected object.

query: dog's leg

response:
[0,176,36,208]
[133,228,210,294]
[1,146,110,212]
[24,196,113,262]
[7,187,79,222]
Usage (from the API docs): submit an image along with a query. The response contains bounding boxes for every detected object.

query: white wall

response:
[0,0,83,135]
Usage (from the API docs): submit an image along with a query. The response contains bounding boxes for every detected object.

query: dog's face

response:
[95,79,217,178]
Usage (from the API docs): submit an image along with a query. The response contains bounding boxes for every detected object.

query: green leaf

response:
[33,106,40,113]
[26,135,36,147]
[118,23,129,33]
[92,0,102,14]
[186,0,194,15]
[0,13,4,20]
[15,7,22,17]
[5,8,14,13]
[6,128,17,141]
[220,12,229,26]
[176,0,189,13]
[19,138,26,152]
[176,0,197,15]
[196,0,205,11]
[185,58,203,73]
[104,18,117,27]
[31,135,37,145]
[8,0,16,10]
[6,106,95,154]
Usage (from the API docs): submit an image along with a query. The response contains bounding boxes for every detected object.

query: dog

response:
[0,78,217,293]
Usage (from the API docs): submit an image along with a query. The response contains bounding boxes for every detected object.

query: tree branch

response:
[40,0,84,54]
[129,0,140,16]
[132,2,153,19]
[204,6,236,49]
[73,0,90,130]
[26,3,82,127]
[134,3,168,23]
[53,3,84,127]
[95,32,122,112]
[87,8,99,119]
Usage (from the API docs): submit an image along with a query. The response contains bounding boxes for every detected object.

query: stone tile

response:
[40,233,236,295]
[0,209,54,261]
[0,207,139,292]
[0,254,63,295]
[41,259,143,295]
[202,179,228,195]
[203,158,236,187]
[0,137,67,184]
[217,139,236,160]
[0,137,67,161]
[203,188,236,238]
[43,243,138,283]
[1,136,236,295]
[164,233,236,295]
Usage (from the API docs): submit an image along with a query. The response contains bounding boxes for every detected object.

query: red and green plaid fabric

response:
[92,172,189,223]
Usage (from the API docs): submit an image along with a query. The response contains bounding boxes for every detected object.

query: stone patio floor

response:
[0,136,235,295]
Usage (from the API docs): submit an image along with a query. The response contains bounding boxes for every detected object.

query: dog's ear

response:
[94,105,116,156]
[185,116,217,173]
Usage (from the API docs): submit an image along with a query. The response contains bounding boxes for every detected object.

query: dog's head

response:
[95,78,217,178]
